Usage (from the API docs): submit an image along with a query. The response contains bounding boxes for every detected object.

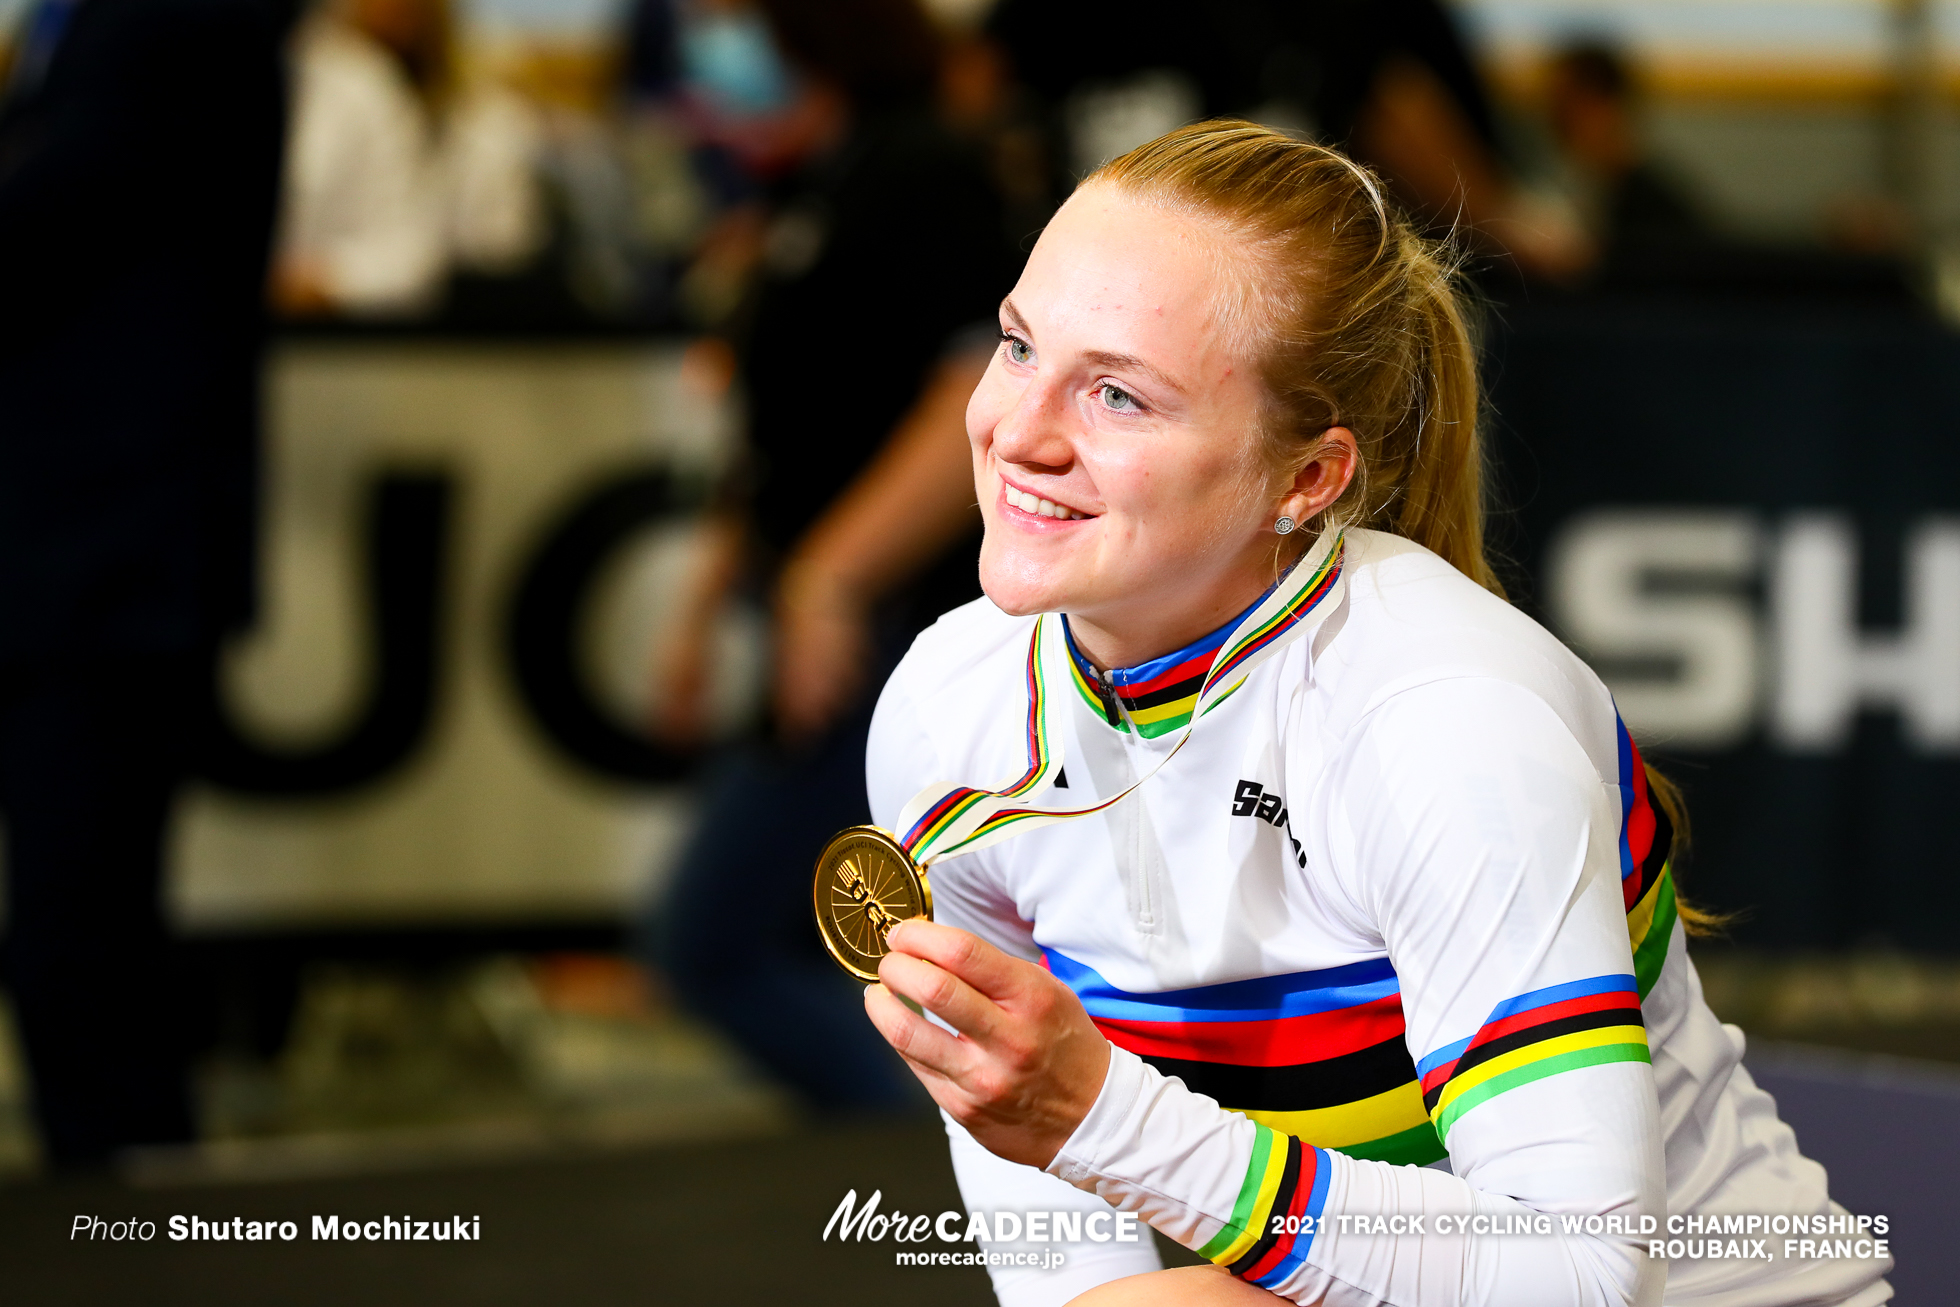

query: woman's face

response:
[967,185,1286,662]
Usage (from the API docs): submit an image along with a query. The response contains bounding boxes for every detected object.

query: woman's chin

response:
[979,579,1054,618]
[978,555,1076,618]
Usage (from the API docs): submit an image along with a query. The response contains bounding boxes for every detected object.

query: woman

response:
[860,124,1890,1307]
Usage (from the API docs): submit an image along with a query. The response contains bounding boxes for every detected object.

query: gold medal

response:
[812,825,933,982]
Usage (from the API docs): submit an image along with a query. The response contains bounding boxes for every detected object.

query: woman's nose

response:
[988,374,1075,473]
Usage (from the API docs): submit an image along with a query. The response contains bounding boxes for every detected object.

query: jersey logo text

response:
[1233,780,1307,869]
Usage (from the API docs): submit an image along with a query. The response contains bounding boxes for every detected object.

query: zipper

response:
[1093,668,1124,727]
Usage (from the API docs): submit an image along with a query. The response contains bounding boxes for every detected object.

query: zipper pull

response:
[1095,669,1123,727]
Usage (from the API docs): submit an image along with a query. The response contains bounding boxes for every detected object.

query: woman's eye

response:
[1100,383,1138,412]
[1003,335,1033,365]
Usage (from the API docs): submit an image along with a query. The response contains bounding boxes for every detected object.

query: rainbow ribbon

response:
[894,529,1347,867]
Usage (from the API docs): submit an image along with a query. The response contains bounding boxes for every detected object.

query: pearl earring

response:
[1274,515,1297,536]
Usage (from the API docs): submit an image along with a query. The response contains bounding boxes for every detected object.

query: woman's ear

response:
[1278,426,1358,523]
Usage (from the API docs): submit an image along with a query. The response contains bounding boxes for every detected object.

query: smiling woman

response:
[852,122,1891,1307]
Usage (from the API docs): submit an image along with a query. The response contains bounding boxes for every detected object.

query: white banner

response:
[170,339,758,931]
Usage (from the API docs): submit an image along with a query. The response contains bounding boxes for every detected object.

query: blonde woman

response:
[859,123,1890,1307]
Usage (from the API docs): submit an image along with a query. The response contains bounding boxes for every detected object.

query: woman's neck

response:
[1064,528,1318,671]
[1065,569,1275,673]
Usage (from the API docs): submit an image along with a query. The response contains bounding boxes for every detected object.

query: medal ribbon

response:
[895,529,1347,867]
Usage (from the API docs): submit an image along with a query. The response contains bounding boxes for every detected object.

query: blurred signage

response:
[1491,305,1960,950]
[1547,509,1960,752]
[170,339,756,932]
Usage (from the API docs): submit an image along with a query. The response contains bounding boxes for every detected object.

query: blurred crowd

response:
[255,0,1828,336]
[0,0,1939,1167]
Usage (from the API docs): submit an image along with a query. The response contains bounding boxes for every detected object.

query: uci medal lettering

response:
[813,826,933,982]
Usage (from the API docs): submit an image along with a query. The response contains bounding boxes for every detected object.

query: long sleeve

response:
[870,655,1163,1305]
[945,1111,1163,1307]
[1042,678,1667,1307]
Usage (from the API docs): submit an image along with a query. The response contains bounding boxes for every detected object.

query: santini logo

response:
[1232,780,1307,868]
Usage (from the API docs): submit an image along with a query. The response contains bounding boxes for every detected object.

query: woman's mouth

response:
[1002,481,1090,521]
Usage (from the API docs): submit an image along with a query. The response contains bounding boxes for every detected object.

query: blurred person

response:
[983,0,1590,279]
[1545,41,1713,271]
[1538,41,1910,303]
[442,73,548,279]
[623,0,804,225]
[274,0,450,316]
[0,0,293,1165]
[643,0,1016,1111]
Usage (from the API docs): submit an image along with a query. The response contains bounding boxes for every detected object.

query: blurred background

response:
[0,0,1956,1303]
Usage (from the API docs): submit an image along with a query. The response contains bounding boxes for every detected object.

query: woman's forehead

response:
[1015,187,1240,371]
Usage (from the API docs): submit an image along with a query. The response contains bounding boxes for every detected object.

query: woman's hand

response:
[865,919,1111,1168]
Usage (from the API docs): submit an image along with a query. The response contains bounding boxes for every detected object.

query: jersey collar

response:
[1062,585,1273,739]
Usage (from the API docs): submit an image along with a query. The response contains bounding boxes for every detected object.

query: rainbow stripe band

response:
[1196,1124,1329,1287]
[1416,974,1650,1141]
[1063,606,1240,739]
[1202,548,1343,694]
[1048,951,1447,1167]
[1617,721,1678,998]
[1063,544,1346,739]
[1065,651,1250,738]
[899,621,1057,856]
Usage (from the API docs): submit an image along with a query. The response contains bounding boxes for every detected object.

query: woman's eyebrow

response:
[999,298,1187,398]
[1081,349,1187,397]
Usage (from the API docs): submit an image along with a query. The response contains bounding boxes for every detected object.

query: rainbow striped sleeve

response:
[1195,1122,1330,1289]
[1417,975,1650,1141]
[1617,720,1678,997]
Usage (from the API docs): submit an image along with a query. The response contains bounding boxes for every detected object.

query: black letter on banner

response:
[504,467,702,782]
[201,472,453,795]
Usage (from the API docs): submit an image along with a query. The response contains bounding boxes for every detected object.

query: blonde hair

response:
[1092,122,1737,933]
[1088,120,1500,594]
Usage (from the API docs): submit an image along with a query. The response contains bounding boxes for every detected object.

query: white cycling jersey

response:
[866,529,1891,1307]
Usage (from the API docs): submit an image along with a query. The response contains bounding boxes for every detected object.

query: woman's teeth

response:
[1007,487,1086,520]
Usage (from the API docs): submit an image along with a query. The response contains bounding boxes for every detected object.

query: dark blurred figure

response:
[643,0,1013,1112]
[1537,40,1911,302]
[0,0,292,1165]
[984,0,1590,278]
[1545,42,1712,270]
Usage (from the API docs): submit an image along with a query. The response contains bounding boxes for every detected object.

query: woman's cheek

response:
[965,359,1015,448]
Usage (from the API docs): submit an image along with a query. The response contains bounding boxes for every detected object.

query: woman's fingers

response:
[877,948,1006,1045]
[862,982,975,1081]
[885,919,1028,1002]
[863,927,1111,1169]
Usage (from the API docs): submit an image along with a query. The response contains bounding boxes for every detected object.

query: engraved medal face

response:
[812,826,933,982]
